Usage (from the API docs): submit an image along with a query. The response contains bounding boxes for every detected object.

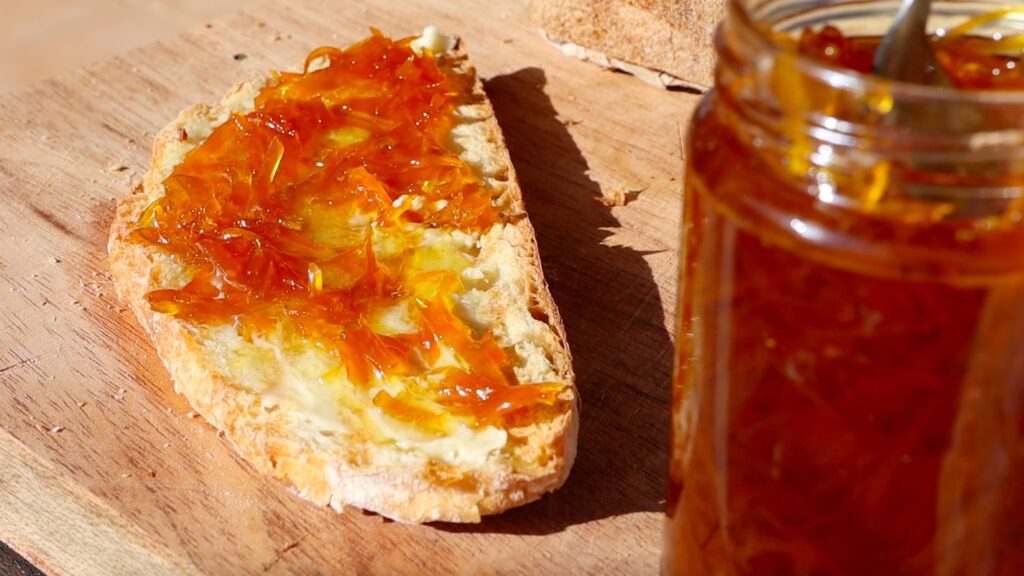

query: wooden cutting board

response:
[0,0,698,573]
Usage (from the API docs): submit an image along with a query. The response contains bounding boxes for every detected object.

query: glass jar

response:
[665,1,1024,574]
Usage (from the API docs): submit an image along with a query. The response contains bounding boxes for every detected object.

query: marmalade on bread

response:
[128,31,563,432]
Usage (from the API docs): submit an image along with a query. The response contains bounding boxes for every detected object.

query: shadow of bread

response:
[0,540,45,576]
[440,67,675,535]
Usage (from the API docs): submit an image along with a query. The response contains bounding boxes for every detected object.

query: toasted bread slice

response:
[108,27,578,523]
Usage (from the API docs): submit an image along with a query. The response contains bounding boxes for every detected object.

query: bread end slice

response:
[108,31,578,523]
[528,0,724,91]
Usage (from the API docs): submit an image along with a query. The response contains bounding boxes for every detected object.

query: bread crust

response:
[108,37,578,523]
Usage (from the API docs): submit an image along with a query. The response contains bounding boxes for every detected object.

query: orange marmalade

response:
[130,31,561,431]
[667,6,1024,576]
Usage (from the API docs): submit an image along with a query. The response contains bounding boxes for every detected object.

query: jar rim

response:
[728,0,1024,107]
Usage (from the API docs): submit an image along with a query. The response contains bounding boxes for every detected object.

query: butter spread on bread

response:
[108,28,578,523]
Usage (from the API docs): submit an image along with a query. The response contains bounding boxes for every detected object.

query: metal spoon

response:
[872,0,987,134]
[873,0,991,179]
[873,0,953,87]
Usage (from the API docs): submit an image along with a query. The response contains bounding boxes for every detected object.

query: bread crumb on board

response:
[600,185,645,207]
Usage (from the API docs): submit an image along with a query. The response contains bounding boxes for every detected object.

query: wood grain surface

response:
[0,0,699,573]
[0,0,253,92]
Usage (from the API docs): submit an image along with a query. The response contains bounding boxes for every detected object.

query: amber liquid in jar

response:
[666,14,1024,576]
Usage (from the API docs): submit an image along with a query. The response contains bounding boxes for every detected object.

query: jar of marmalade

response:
[666,0,1024,574]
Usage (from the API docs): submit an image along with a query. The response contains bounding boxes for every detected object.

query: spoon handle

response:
[873,0,949,86]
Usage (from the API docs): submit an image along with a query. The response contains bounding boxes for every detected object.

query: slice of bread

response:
[107,28,578,523]
[528,0,724,90]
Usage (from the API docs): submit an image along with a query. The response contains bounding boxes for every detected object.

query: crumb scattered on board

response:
[600,186,645,207]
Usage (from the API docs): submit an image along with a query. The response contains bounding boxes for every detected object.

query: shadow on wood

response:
[440,67,675,535]
[0,541,46,576]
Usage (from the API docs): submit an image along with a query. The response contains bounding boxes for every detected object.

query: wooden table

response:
[0,0,699,573]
